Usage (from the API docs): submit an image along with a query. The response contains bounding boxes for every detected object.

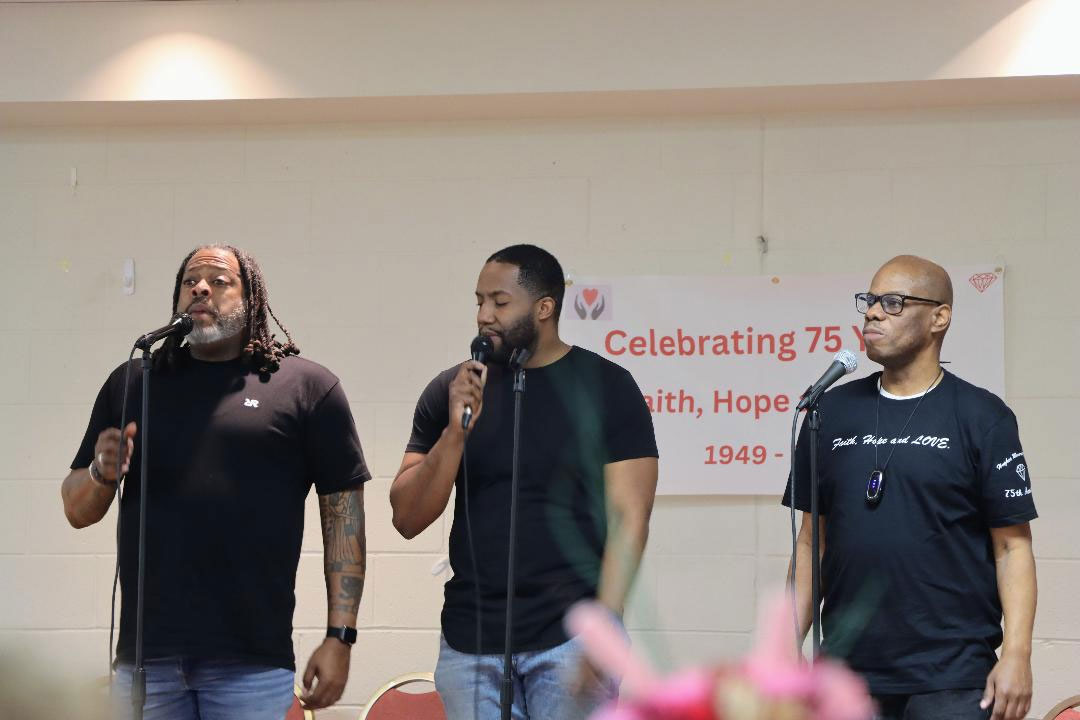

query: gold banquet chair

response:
[358,672,446,720]
[1044,695,1080,720]
[289,685,315,720]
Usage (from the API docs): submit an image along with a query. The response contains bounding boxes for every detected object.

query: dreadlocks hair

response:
[155,244,299,375]
[486,244,566,322]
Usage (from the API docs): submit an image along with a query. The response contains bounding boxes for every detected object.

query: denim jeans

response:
[873,688,991,720]
[434,634,618,720]
[111,658,295,720]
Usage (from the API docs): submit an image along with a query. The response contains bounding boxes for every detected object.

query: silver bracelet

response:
[88,459,114,487]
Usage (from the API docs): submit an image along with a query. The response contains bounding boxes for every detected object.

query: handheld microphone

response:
[134,314,194,350]
[462,335,493,429]
[796,349,858,410]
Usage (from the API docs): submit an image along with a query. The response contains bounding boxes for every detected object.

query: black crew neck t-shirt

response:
[71,352,370,670]
[407,346,658,654]
[783,370,1036,694]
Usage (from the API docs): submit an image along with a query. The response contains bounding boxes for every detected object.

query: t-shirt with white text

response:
[782,370,1036,694]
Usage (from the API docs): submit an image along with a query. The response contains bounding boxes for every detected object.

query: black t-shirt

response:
[407,346,657,654]
[782,370,1036,694]
[71,351,370,671]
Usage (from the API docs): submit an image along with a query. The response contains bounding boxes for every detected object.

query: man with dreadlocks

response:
[61,246,371,719]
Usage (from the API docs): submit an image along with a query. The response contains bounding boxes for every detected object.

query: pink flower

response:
[810,662,874,720]
[565,590,873,720]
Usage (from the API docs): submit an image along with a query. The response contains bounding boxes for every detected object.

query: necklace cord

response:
[873,368,945,472]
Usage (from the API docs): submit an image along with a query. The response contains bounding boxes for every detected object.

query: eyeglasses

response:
[855,292,945,315]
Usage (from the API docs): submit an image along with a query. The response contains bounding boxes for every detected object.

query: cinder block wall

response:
[1,105,1077,718]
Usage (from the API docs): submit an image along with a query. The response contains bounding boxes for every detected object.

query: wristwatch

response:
[326,625,357,645]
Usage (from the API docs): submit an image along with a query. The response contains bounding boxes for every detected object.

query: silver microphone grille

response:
[835,349,858,374]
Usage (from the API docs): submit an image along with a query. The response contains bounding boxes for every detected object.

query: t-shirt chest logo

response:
[244,398,260,408]
[1015,463,1026,481]
[831,433,951,451]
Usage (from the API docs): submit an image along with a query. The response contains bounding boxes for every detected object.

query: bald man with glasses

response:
[783,255,1037,720]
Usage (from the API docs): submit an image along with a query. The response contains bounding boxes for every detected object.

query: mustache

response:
[187,303,218,318]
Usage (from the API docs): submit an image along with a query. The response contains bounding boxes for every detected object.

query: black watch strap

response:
[326,625,357,645]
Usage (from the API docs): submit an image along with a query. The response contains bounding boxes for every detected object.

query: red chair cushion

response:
[285,695,306,720]
[366,687,447,720]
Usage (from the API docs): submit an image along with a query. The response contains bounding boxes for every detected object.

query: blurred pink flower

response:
[565,591,874,720]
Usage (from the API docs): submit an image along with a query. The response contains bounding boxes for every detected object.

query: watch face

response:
[329,626,357,644]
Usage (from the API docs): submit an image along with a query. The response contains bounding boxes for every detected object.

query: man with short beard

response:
[390,244,659,720]
[783,256,1037,720]
[61,246,371,719]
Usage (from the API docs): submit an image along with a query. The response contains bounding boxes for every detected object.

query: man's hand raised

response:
[93,421,137,483]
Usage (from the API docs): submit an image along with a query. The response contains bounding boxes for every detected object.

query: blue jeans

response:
[434,635,619,720]
[873,688,990,720]
[111,658,295,720]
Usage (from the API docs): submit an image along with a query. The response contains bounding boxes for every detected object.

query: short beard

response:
[490,312,538,364]
[186,303,247,346]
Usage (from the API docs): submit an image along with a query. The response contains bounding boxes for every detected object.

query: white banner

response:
[561,267,1005,495]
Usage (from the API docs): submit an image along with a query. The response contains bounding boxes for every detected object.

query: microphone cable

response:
[461,432,484,720]
[787,405,803,655]
[107,346,137,676]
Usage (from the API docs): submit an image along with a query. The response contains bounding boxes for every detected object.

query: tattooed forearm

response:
[319,486,366,626]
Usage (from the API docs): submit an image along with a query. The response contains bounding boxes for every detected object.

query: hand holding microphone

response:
[90,422,138,486]
[457,335,493,431]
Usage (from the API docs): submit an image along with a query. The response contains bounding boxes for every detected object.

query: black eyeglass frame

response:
[855,292,945,315]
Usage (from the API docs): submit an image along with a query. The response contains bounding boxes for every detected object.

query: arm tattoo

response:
[319,487,366,623]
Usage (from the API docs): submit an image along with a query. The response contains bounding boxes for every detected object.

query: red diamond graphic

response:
[969,273,997,293]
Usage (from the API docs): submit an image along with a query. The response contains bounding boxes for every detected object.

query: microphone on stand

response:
[129,311,194,720]
[501,341,530,720]
[796,350,858,410]
[134,314,194,350]
[462,335,493,429]
[508,346,532,371]
[791,349,856,660]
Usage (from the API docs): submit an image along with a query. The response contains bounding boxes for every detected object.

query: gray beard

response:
[186,304,247,346]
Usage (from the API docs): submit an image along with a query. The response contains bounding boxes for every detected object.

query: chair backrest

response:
[287,685,315,720]
[1043,695,1080,720]
[358,672,446,720]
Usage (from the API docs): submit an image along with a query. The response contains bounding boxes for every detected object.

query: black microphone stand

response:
[130,341,154,720]
[500,349,529,720]
[803,389,823,659]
